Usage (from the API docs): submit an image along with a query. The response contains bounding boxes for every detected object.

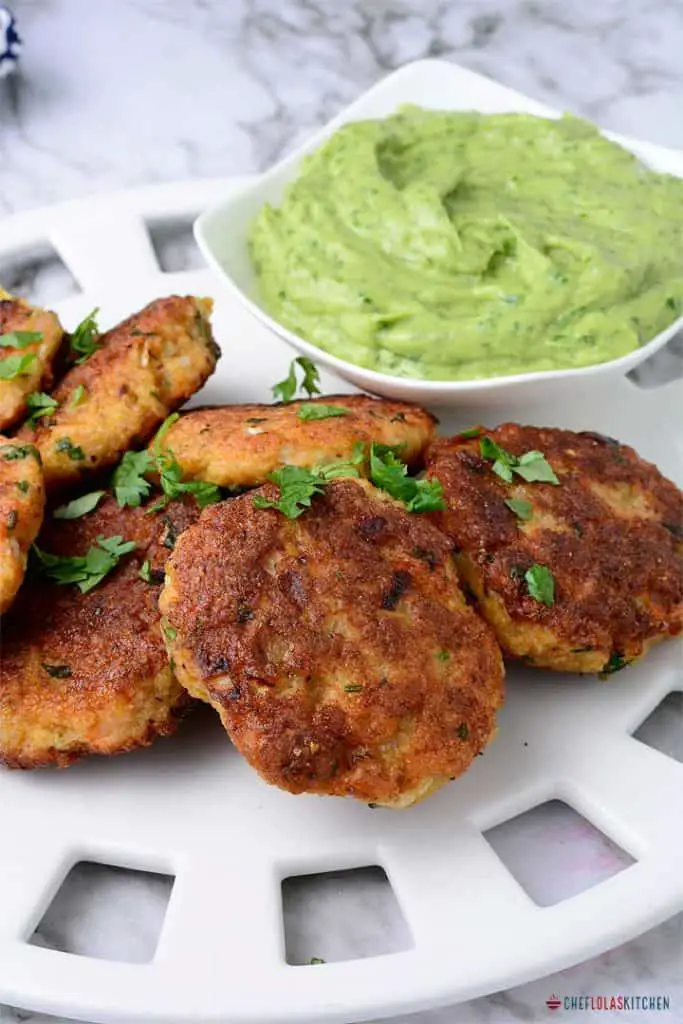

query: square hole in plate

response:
[281,866,412,965]
[484,800,635,907]
[29,861,174,963]
[633,691,683,763]
[148,221,206,273]
[0,252,81,307]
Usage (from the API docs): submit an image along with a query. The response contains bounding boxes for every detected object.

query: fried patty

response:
[0,292,64,431]
[426,424,683,674]
[0,493,200,768]
[0,439,45,615]
[18,296,219,492]
[150,395,437,488]
[160,478,504,807]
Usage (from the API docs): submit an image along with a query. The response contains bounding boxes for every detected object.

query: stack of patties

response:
[0,294,220,765]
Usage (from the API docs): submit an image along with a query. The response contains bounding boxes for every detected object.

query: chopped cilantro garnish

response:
[2,444,37,461]
[309,957,326,965]
[524,564,555,606]
[139,560,166,585]
[272,356,321,402]
[41,663,72,679]
[53,490,105,520]
[504,498,533,521]
[0,353,37,380]
[369,443,445,512]
[436,650,451,662]
[148,414,222,511]
[70,308,100,364]
[344,684,363,693]
[457,723,469,740]
[112,449,154,507]
[514,450,560,484]
[253,443,445,520]
[16,480,30,494]
[55,437,85,461]
[458,427,481,439]
[480,437,559,485]
[25,391,58,426]
[600,651,630,677]
[33,534,136,593]
[297,403,349,421]
[162,621,177,642]
[252,445,365,520]
[0,330,42,349]
[253,466,326,519]
[70,384,86,407]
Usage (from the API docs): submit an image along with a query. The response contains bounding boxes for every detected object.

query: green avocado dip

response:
[249,107,683,380]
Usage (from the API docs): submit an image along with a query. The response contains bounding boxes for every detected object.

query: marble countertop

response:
[0,2,682,1023]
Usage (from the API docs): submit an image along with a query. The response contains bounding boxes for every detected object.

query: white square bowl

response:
[194,59,683,410]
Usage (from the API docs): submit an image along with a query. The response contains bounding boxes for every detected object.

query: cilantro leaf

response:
[70,384,86,407]
[139,559,165,584]
[55,437,85,461]
[514,450,560,485]
[53,490,106,520]
[316,441,365,481]
[458,427,481,439]
[406,478,446,512]
[0,353,37,380]
[298,357,321,397]
[1,444,38,462]
[112,450,154,508]
[271,360,297,403]
[504,498,533,520]
[272,357,321,402]
[524,564,555,606]
[369,443,446,512]
[0,330,42,348]
[150,414,221,510]
[600,651,631,677]
[253,466,326,519]
[25,391,58,426]
[369,444,414,502]
[480,437,559,486]
[33,534,136,593]
[70,308,100,364]
[297,403,350,421]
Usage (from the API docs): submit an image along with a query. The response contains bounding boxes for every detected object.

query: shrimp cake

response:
[0,494,200,768]
[160,478,504,807]
[426,424,683,675]
[150,395,437,488]
[0,439,45,614]
[19,296,219,492]
[0,292,64,430]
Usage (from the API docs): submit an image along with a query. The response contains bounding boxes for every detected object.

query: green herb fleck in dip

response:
[250,108,683,380]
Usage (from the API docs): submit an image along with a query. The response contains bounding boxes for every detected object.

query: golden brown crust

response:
[18,296,219,492]
[0,494,200,768]
[0,438,45,614]
[426,424,683,674]
[150,395,437,488]
[0,295,64,430]
[160,478,504,807]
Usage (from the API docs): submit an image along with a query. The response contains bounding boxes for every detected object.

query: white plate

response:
[195,59,683,410]
[0,178,682,1024]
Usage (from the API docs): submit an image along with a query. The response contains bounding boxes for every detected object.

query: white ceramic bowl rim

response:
[194,59,683,395]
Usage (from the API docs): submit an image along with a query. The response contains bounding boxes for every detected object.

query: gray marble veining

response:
[0,1,682,1022]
